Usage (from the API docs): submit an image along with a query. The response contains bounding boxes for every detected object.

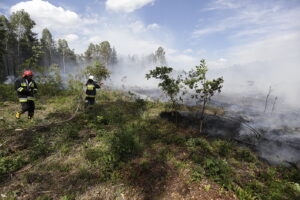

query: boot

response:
[16,112,21,119]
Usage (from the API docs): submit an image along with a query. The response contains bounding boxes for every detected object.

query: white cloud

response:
[192,25,227,37]
[129,21,160,33]
[183,49,193,54]
[106,0,155,13]
[88,36,102,44]
[129,21,146,33]
[208,58,228,68]
[204,0,241,11]
[10,0,81,33]
[147,23,160,30]
[63,34,79,43]
[195,2,300,39]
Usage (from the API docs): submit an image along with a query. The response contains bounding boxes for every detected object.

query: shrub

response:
[35,65,64,97]
[277,166,300,183]
[162,134,186,145]
[0,156,25,180]
[202,157,233,188]
[0,84,17,102]
[85,128,142,181]
[233,186,256,200]
[186,137,213,153]
[66,126,79,139]
[60,194,76,200]
[211,140,233,157]
[36,195,51,200]
[108,129,142,162]
[85,147,103,163]
[190,164,205,182]
[30,136,51,160]
[236,148,257,163]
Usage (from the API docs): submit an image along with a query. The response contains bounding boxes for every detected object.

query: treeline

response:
[0,9,167,83]
[0,10,79,82]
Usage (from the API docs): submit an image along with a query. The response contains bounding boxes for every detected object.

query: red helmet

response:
[22,70,33,77]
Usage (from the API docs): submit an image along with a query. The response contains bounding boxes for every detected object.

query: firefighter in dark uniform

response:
[85,75,101,107]
[15,70,38,119]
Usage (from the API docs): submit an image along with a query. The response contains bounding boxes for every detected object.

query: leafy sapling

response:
[184,59,224,133]
[146,66,184,125]
[85,61,111,82]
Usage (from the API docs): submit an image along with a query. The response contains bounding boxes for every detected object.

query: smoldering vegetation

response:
[106,58,300,168]
[157,91,300,168]
[105,58,299,168]
[220,94,300,167]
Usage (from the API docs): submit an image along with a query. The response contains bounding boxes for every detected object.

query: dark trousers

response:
[20,100,35,117]
[85,97,95,107]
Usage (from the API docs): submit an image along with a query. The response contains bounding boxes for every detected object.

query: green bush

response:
[85,147,119,181]
[202,157,233,188]
[85,147,103,163]
[0,156,25,181]
[0,84,17,102]
[60,194,76,200]
[36,195,52,200]
[211,140,233,157]
[277,166,300,183]
[133,98,148,115]
[30,137,51,160]
[35,65,64,97]
[84,128,142,181]
[162,134,186,145]
[66,126,79,139]
[186,137,213,153]
[108,129,142,162]
[233,186,256,200]
[236,148,257,163]
[190,164,205,182]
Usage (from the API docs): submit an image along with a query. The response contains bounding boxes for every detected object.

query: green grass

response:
[0,84,299,200]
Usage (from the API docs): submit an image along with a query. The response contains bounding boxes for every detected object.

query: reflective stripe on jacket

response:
[85,80,100,96]
[19,98,28,102]
[15,77,38,99]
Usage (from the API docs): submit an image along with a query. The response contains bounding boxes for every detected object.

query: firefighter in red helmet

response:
[14,70,38,119]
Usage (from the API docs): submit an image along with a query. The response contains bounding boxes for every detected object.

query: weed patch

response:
[0,155,26,181]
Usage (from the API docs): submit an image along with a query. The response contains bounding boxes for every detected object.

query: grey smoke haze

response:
[208,32,300,110]
[103,47,300,167]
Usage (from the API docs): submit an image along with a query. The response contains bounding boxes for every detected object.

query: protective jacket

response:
[14,77,38,102]
[85,80,100,98]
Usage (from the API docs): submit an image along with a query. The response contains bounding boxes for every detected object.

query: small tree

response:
[184,59,224,133]
[85,61,111,82]
[146,66,183,124]
[20,44,44,71]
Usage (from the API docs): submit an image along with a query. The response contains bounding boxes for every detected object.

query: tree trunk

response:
[264,86,271,113]
[49,47,52,67]
[3,54,8,77]
[272,97,278,112]
[63,50,65,73]
[199,100,207,134]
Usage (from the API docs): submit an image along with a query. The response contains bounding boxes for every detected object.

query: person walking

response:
[15,70,38,119]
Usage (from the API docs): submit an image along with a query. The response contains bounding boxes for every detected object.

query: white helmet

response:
[88,75,94,80]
